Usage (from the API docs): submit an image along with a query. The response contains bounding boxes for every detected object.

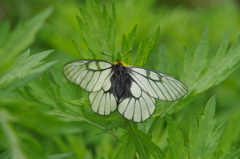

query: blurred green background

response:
[0,0,240,158]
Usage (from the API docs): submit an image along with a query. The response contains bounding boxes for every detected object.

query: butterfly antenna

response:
[120,50,132,60]
[101,52,118,61]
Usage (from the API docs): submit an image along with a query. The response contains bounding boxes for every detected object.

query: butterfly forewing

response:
[63,59,188,123]
[128,66,188,102]
[63,60,113,92]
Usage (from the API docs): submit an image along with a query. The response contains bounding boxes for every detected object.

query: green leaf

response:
[192,27,210,82]
[183,46,193,85]
[221,146,240,159]
[114,122,165,159]
[166,96,228,159]
[120,25,137,64]
[0,150,11,159]
[153,28,240,120]
[165,114,188,159]
[0,49,56,96]
[134,27,160,67]
[75,0,116,59]
[0,109,27,159]
[182,29,240,94]
[61,98,89,107]
[157,44,170,73]
[0,97,78,159]
[96,121,121,135]
[188,96,228,159]
[47,153,74,159]
[0,7,53,71]
[0,20,10,45]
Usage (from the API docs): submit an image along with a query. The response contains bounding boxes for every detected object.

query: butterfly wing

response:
[128,66,188,101]
[63,60,117,115]
[118,66,188,122]
[63,60,114,92]
[118,91,156,122]
[63,60,188,122]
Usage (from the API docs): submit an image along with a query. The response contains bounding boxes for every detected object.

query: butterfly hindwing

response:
[118,91,155,122]
[89,90,117,115]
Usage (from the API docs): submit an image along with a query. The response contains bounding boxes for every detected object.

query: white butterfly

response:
[63,54,188,122]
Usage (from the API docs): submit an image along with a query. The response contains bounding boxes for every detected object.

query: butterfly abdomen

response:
[111,64,132,101]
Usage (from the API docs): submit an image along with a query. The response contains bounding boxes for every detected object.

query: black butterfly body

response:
[110,61,132,101]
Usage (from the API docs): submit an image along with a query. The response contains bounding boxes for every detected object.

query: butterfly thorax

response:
[111,62,132,101]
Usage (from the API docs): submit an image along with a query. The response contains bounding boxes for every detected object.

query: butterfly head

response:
[114,59,127,66]
[101,51,131,67]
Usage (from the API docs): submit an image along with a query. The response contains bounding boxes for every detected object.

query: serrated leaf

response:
[114,133,136,159]
[221,146,240,159]
[213,32,229,64]
[0,7,53,71]
[191,31,240,94]
[96,121,121,135]
[72,40,90,59]
[134,27,160,66]
[189,96,227,159]
[155,29,240,119]
[0,49,55,96]
[192,27,210,82]
[114,123,165,159]
[75,0,116,59]
[166,96,228,159]
[166,114,188,159]
[120,25,137,64]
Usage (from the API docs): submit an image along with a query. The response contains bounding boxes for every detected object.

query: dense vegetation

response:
[0,0,240,158]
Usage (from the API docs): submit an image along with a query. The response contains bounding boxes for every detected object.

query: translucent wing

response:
[89,90,117,115]
[63,60,118,115]
[128,66,188,101]
[63,60,114,92]
[118,66,188,122]
[118,92,155,122]
[63,60,188,122]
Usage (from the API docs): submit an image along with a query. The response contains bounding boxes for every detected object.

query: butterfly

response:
[63,52,188,122]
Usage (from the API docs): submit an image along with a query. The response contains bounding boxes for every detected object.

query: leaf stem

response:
[82,117,119,139]
[56,113,119,139]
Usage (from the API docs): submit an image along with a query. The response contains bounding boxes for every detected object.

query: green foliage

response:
[183,29,240,94]
[120,25,137,65]
[221,146,240,159]
[188,96,227,159]
[47,153,74,159]
[0,7,53,71]
[0,49,56,95]
[0,7,76,159]
[75,0,117,59]
[168,99,240,159]
[1,0,240,159]
[114,122,165,159]
[151,27,240,119]
[166,96,229,159]
[134,27,160,66]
